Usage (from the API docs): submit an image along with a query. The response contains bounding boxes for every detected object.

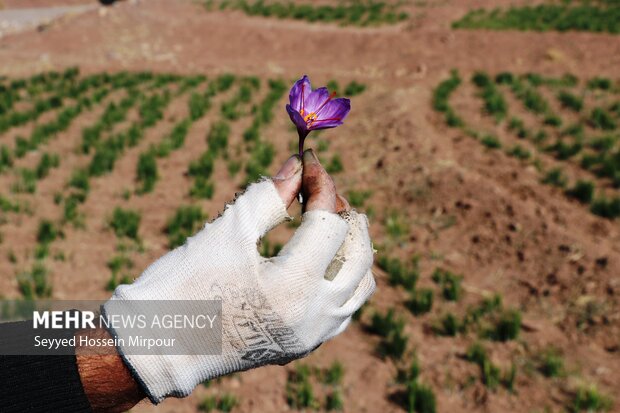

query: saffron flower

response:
[286,75,351,156]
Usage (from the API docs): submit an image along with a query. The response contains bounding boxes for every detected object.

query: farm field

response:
[0,0,619,412]
[434,70,620,218]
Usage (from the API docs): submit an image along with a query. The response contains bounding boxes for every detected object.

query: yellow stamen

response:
[304,112,317,124]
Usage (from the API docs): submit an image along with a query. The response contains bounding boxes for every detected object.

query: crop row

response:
[453,2,620,34]
[0,67,80,116]
[205,0,408,27]
[1,78,95,135]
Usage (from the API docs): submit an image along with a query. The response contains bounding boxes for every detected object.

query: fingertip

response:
[302,149,337,213]
[273,155,302,208]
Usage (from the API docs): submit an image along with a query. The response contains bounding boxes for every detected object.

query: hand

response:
[91,151,375,406]
[274,148,352,214]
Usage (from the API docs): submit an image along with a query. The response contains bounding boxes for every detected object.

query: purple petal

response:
[309,119,343,130]
[289,75,311,112]
[309,98,350,130]
[304,87,330,114]
[286,103,309,133]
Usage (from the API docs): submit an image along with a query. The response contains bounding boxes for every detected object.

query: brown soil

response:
[0,1,618,412]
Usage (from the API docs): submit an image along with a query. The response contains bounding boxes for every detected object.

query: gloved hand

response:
[104,150,376,403]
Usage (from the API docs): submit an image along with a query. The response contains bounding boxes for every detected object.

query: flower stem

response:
[298,136,305,158]
[297,134,306,204]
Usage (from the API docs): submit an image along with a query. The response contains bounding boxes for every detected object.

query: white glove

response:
[104,176,375,403]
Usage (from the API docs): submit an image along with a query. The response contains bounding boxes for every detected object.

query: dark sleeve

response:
[0,321,92,413]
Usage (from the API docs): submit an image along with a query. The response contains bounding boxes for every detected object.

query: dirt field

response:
[0,0,618,412]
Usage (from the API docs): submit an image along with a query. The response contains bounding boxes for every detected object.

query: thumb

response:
[272,155,302,208]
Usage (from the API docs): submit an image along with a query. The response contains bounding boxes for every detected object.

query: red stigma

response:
[316,91,337,116]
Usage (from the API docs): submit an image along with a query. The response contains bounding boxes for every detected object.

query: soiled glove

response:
[104,179,375,403]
